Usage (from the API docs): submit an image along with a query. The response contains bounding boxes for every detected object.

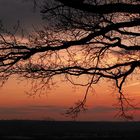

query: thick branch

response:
[57,1,140,14]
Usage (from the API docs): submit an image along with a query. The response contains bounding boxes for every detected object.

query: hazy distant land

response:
[0,120,140,139]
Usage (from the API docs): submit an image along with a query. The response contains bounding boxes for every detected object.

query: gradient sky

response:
[0,0,140,121]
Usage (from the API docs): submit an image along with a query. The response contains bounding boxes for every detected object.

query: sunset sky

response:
[0,0,140,121]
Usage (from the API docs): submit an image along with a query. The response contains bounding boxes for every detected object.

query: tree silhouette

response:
[0,0,140,119]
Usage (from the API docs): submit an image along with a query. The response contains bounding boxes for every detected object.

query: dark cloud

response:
[90,106,140,113]
[0,105,65,116]
[26,105,65,112]
[0,107,25,115]
[0,0,44,33]
[90,106,117,113]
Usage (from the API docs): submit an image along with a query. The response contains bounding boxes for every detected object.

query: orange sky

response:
[0,75,140,121]
[0,0,140,121]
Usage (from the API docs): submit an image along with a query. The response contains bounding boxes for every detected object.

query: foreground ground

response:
[0,120,140,139]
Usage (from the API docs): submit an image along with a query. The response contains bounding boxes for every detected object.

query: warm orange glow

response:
[0,75,140,121]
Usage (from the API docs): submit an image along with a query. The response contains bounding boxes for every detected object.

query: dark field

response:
[0,120,140,139]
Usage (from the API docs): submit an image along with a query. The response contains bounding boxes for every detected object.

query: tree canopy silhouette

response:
[0,0,140,119]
